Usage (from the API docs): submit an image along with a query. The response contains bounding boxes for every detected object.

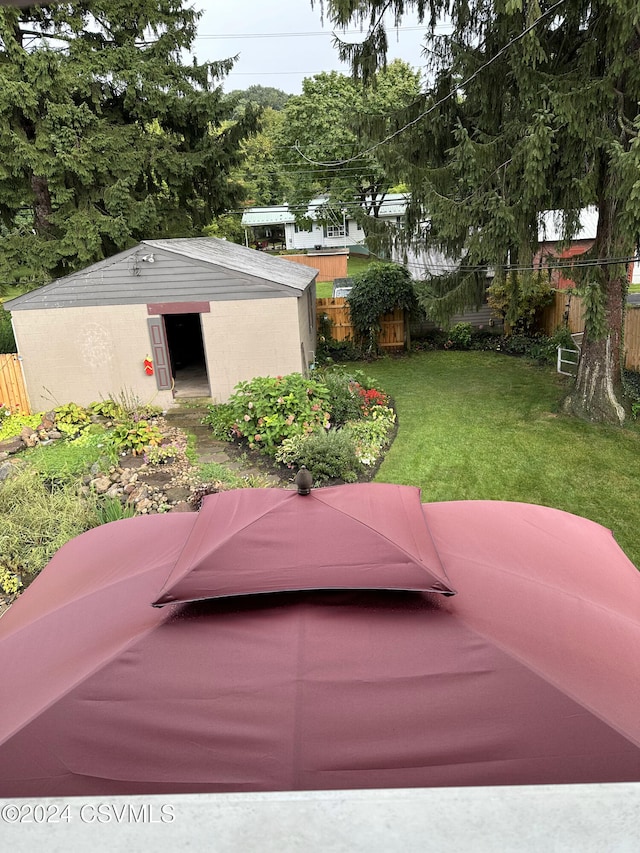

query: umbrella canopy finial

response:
[295,466,313,495]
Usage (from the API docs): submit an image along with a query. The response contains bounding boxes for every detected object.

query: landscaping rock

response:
[20,427,38,447]
[91,477,112,494]
[168,501,196,513]
[0,462,16,481]
[0,436,24,456]
[164,486,192,503]
[127,484,149,503]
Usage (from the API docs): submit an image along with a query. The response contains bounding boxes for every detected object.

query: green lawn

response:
[360,350,640,567]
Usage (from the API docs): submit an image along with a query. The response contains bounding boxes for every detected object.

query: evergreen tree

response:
[0,1,258,289]
[321,0,640,424]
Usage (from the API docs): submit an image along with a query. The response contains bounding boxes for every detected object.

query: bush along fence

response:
[317,298,407,353]
[537,291,640,372]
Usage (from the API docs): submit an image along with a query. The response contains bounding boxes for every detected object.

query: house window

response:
[295,223,311,233]
[326,224,346,238]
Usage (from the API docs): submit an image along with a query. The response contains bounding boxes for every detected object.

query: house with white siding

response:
[241,195,408,252]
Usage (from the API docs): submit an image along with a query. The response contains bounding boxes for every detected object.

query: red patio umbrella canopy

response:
[0,484,639,797]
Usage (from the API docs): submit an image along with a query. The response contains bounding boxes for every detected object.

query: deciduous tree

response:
[276,60,422,227]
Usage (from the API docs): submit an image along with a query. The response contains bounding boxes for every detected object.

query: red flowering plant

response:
[356,385,389,417]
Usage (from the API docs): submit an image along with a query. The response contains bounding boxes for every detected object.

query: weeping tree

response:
[0,1,259,290]
[319,0,640,425]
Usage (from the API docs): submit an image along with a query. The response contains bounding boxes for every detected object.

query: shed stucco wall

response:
[11,304,174,411]
[200,296,308,403]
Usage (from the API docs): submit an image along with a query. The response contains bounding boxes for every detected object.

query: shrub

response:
[444,322,473,350]
[347,262,420,352]
[222,373,331,453]
[316,313,364,364]
[0,308,16,353]
[486,273,554,333]
[276,428,362,483]
[320,369,367,426]
[202,402,237,440]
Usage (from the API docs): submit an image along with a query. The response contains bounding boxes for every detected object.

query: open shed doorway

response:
[163,313,210,398]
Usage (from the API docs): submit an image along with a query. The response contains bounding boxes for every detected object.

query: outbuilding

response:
[3,237,318,410]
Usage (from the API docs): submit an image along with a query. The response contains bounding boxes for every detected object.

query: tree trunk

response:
[31,174,53,234]
[562,197,628,425]
[562,326,626,425]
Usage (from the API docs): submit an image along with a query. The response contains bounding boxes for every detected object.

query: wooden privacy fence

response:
[538,290,640,372]
[317,297,406,351]
[0,353,30,413]
[284,252,348,283]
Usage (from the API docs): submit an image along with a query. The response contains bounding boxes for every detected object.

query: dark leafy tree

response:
[276,61,422,226]
[320,0,640,424]
[347,261,421,351]
[225,85,291,116]
[231,108,294,206]
[0,1,259,290]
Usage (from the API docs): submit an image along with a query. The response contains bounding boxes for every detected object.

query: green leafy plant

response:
[347,262,420,352]
[24,427,109,482]
[0,568,22,596]
[89,399,126,421]
[53,402,91,437]
[319,369,368,425]
[220,373,332,453]
[95,497,137,525]
[276,428,362,483]
[109,420,163,456]
[143,444,179,465]
[444,322,473,350]
[345,405,396,466]
[202,402,237,440]
[487,273,554,334]
[0,411,42,441]
[0,308,16,353]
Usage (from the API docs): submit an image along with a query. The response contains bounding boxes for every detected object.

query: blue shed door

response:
[147,317,172,391]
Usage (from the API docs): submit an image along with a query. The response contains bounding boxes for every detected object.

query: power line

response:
[404,255,639,275]
[294,0,567,167]
[194,25,444,41]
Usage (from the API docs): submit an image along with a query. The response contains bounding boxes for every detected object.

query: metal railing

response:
[557,332,583,376]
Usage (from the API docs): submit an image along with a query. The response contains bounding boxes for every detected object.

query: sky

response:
[189,1,437,95]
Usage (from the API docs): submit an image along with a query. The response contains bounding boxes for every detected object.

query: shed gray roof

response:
[4,238,318,311]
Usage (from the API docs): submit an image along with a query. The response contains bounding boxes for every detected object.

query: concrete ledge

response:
[2,784,639,851]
